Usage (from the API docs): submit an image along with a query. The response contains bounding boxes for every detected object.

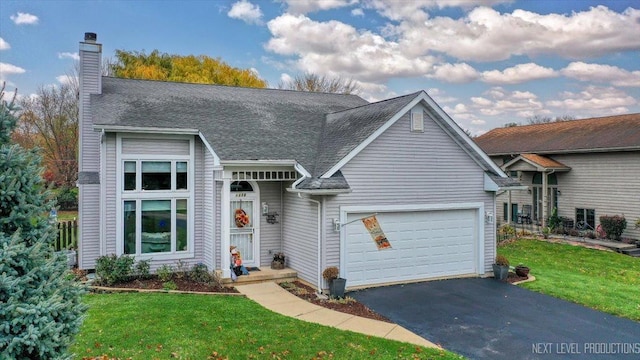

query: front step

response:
[221,267,297,287]
[620,247,640,257]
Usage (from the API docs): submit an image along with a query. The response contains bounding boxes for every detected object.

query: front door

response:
[230,181,259,266]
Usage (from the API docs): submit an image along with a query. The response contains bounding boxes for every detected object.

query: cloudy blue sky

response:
[1,0,639,134]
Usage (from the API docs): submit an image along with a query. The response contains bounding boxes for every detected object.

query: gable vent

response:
[411,111,424,132]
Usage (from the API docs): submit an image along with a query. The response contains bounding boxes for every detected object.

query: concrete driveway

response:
[350,278,640,360]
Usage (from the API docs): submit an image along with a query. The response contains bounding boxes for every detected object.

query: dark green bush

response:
[599,215,627,241]
[135,259,151,279]
[95,254,135,285]
[547,207,561,231]
[55,186,78,210]
[189,263,212,284]
[157,264,174,282]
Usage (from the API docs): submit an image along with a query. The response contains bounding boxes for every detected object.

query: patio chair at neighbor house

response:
[518,205,532,224]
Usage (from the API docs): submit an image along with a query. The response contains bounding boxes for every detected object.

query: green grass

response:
[72,293,463,359]
[57,210,78,222]
[499,239,640,321]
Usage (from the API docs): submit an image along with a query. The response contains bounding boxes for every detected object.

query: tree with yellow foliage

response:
[108,50,267,88]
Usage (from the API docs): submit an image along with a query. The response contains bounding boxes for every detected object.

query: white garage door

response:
[343,208,478,288]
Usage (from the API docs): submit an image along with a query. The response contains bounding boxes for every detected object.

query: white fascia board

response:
[484,173,500,192]
[93,125,199,135]
[420,92,507,177]
[320,94,424,179]
[285,187,351,195]
[198,132,221,167]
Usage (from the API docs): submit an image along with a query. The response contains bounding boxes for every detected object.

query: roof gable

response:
[92,77,368,173]
[503,154,570,172]
[475,114,640,155]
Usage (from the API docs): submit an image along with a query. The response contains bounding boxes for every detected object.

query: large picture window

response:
[120,158,191,256]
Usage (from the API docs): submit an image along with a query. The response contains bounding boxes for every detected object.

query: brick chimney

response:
[77,32,102,269]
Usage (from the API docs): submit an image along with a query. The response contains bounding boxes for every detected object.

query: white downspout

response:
[298,193,322,294]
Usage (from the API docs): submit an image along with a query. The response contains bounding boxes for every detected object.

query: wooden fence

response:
[54,220,77,251]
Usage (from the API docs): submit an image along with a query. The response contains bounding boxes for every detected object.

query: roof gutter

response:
[286,188,351,195]
[93,125,199,135]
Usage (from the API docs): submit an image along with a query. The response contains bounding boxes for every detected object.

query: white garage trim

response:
[339,203,485,288]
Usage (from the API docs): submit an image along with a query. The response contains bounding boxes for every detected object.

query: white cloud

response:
[481,63,558,84]
[428,62,479,83]
[10,12,39,25]
[0,63,26,88]
[426,87,457,103]
[546,85,636,112]
[279,73,293,84]
[266,13,436,82]
[58,52,80,61]
[228,0,263,25]
[0,62,26,76]
[0,37,10,51]
[281,0,356,15]
[351,8,364,17]
[56,75,78,86]
[561,62,640,87]
[399,5,640,61]
[469,87,545,117]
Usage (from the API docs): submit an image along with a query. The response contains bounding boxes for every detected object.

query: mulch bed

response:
[280,281,392,323]
[91,275,238,294]
[506,272,529,283]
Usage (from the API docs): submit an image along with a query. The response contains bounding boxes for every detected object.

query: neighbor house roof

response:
[503,154,571,172]
[474,113,640,155]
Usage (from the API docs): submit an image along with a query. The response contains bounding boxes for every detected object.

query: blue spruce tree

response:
[0,88,87,359]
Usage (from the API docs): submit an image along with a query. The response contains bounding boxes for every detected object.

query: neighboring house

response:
[475,114,640,240]
[77,33,517,290]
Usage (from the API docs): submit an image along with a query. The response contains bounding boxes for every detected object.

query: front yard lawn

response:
[72,293,462,359]
[499,239,640,321]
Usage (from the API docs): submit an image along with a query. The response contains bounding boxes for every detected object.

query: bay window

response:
[120,159,191,256]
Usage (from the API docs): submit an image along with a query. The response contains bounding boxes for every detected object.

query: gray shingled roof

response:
[295,171,350,190]
[92,77,368,174]
[92,77,509,190]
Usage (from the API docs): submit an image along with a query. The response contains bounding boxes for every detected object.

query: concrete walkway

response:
[235,282,439,349]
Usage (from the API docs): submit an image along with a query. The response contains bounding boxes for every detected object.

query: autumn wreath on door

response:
[235,208,250,228]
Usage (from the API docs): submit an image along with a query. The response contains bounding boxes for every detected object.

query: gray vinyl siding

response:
[494,152,640,240]
[555,152,639,239]
[105,133,117,255]
[214,181,222,269]
[258,182,284,265]
[78,47,101,269]
[203,148,215,270]
[79,184,100,269]
[121,138,190,155]
[325,109,495,276]
[282,188,319,285]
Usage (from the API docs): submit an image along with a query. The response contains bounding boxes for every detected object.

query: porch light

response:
[557,190,562,196]
[262,202,268,215]
[527,188,532,194]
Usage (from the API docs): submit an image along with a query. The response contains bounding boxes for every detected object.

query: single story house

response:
[77,33,518,290]
[475,114,640,240]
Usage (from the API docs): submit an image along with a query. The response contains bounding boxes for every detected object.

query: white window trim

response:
[115,134,195,260]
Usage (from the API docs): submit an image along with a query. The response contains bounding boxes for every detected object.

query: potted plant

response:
[322,266,346,299]
[492,255,510,281]
[541,226,551,239]
[271,252,285,270]
[515,263,530,277]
